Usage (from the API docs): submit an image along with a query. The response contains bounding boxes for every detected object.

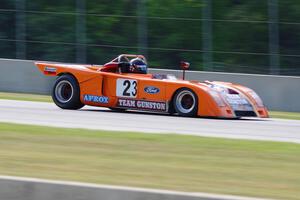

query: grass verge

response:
[0,122,299,199]
[269,111,300,120]
[0,92,51,102]
[1,92,300,120]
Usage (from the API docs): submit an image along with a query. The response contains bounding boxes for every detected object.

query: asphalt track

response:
[0,99,300,143]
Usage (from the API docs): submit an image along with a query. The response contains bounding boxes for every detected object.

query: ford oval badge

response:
[144,86,160,94]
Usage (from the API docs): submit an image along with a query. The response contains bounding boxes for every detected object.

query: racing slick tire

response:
[52,74,84,110]
[173,88,198,117]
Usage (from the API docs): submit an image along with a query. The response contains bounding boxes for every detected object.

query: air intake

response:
[235,111,257,117]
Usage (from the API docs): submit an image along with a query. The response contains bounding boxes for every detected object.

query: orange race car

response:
[35,54,269,118]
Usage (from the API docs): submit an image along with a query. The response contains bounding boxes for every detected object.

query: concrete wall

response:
[0,59,54,94]
[0,176,266,200]
[0,59,299,112]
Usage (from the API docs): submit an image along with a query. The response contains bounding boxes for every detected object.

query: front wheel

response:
[173,88,198,117]
[52,74,84,110]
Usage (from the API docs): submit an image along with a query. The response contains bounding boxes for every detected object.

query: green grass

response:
[269,111,300,120]
[1,92,300,120]
[0,92,51,102]
[0,123,299,199]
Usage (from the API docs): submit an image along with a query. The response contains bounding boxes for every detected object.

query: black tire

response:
[173,88,198,117]
[168,101,176,115]
[52,74,84,110]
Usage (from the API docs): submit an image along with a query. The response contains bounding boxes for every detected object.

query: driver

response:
[128,57,148,74]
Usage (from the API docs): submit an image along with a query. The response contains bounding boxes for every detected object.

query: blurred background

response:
[1,0,300,76]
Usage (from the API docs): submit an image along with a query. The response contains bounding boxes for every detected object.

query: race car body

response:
[35,54,269,118]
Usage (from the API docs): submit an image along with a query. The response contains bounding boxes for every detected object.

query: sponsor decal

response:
[225,94,253,111]
[84,95,109,104]
[117,99,167,112]
[44,67,57,75]
[225,94,248,105]
[144,86,160,94]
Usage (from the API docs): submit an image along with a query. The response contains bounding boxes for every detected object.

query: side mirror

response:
[180,61,190,80]
[180,61,190,70]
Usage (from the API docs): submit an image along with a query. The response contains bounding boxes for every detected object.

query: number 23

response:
[123,80,137,97]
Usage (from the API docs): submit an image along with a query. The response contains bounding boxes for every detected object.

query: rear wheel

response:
[173,88,198,117]
[52,74,84,110]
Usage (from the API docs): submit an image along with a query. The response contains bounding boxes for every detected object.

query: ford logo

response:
[144,86,160,94]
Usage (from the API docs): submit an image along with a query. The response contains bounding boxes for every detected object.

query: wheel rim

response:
[175,90,196,114]
[55,80,74,103]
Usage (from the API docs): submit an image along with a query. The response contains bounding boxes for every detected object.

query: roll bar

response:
[110,54,147,63]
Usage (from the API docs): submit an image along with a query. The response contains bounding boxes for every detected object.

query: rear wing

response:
[35,62,92,76]
[35,61,102,84]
